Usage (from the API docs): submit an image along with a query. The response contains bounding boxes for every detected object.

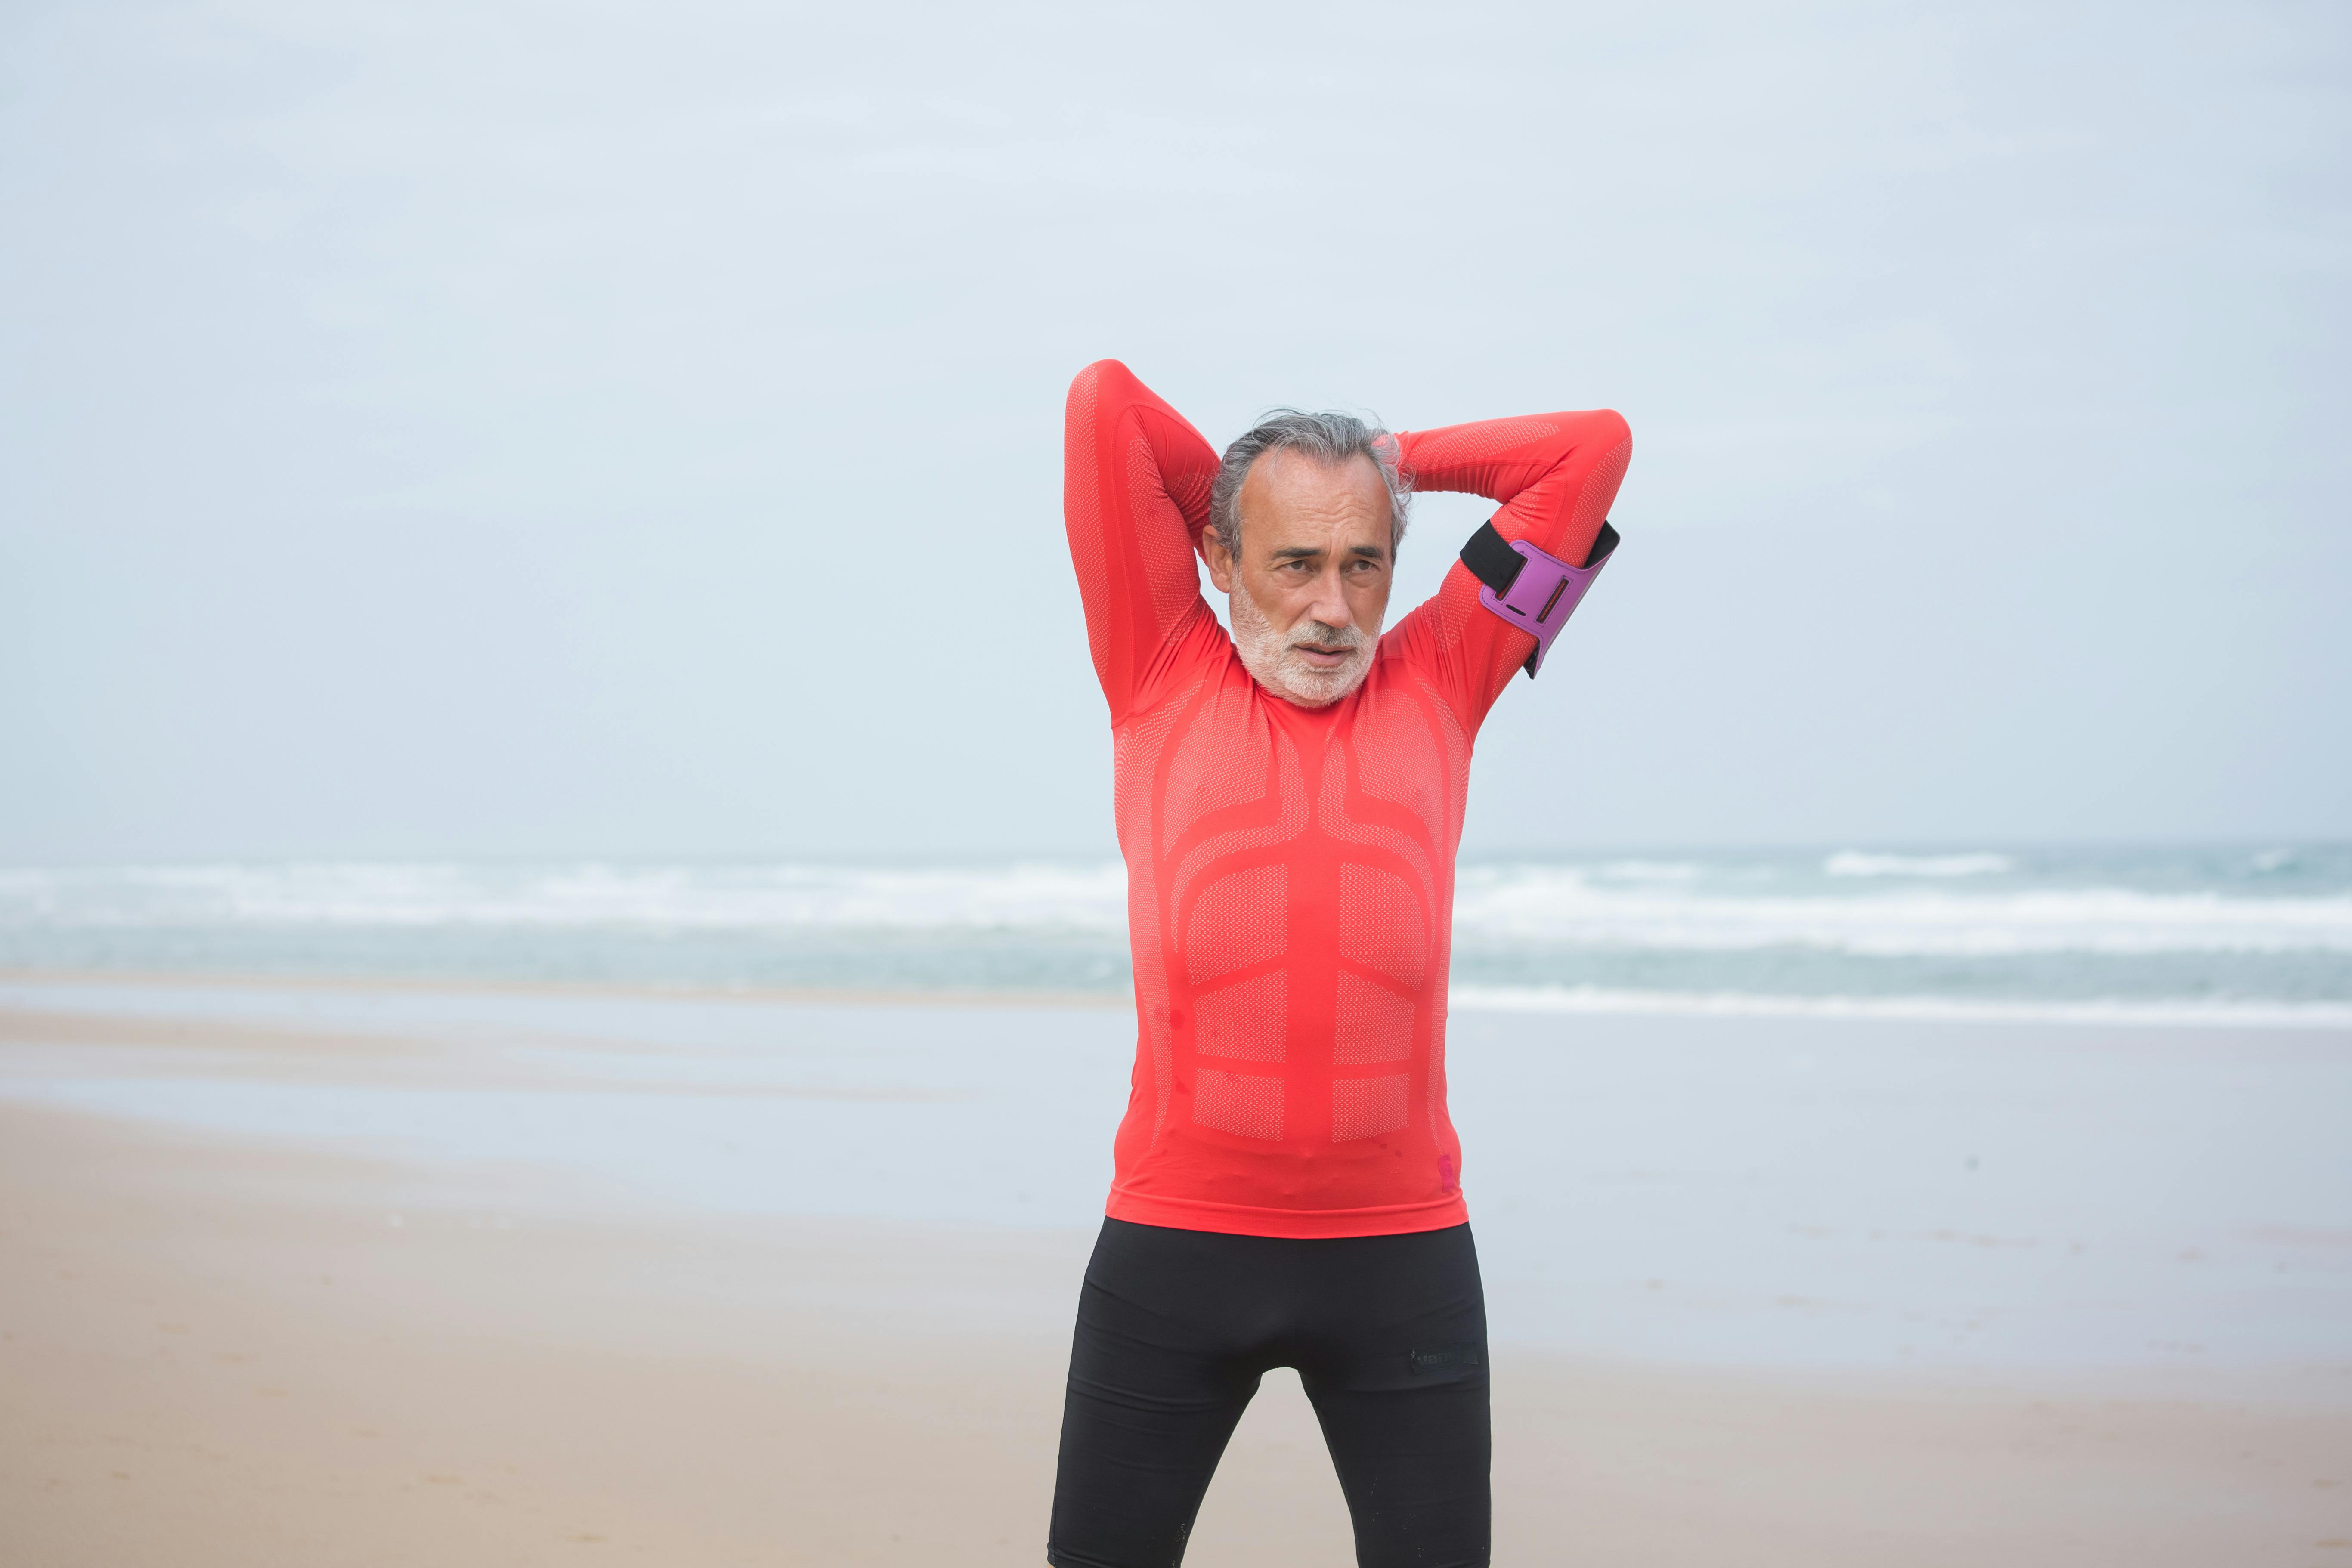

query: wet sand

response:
[2,986,2349,1565]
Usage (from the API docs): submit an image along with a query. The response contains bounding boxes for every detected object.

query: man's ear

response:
[1198,528,1237,594]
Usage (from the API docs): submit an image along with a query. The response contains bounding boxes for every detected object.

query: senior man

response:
[1048,360,1630,1568]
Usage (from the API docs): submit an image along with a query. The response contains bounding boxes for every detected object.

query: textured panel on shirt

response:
[1349,687,1441,819]
[1183,863,1287,985]
[1405,416,1561,476]
[1571,432,1633,538]
[1422,670,1472,837]
[1163,452,1213,522]
[1161,680,1272,850]
[1430,565,1484,660]
[1128,436,1202,634]
[1194,969,1287,1062]
[1318,749,1435,912]
[1168,725,1309,916]
[1338,864,1427,991]
[1195,1068,1284,1142]
[1114,693,1196,1148]
[1334,971,1416,1065]
[1331,1073,1411,1143]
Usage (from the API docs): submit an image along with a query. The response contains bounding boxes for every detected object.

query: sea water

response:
[3,844,2348,1022]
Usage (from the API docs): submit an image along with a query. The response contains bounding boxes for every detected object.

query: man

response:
[1049,360,1630,1568]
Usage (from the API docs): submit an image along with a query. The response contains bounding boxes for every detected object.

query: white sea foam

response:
[1590,859,1708,883]
[0,861,1133,932]
[1449,985,2352,1029]
[1449,867,2352,955]
[6,860,2352,956]
[1823,850,2013,878]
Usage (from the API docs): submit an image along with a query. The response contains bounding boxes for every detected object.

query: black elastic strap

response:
[1458,519,1525,594]
[1583,520,1621,569]
[1448,522,1524,594]
[1460,516,1620,587]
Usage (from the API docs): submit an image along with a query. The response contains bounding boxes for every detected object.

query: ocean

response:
[6,844,2348,1025]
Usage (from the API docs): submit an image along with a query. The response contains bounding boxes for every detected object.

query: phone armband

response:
[1458,518,1619,678]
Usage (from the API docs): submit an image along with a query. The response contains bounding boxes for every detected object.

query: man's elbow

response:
[1068,359,1139,406]
[1572,408,1631,452]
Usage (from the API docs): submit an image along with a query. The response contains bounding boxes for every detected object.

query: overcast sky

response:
[2,0,2345,860]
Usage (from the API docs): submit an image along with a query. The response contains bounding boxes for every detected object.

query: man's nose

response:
[1308,567,1353,628]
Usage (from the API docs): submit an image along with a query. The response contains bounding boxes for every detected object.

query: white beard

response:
[1228,587,1374,708]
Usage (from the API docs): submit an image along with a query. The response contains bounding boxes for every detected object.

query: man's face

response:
[1200,448,1396,708]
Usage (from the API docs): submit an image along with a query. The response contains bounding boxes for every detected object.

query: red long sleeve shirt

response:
[1065,359,1631,1237]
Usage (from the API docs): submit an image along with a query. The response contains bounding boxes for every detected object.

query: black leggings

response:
[1048,1218,1489,1568]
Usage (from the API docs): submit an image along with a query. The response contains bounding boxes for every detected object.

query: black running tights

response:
[1047,1218,1489,1568]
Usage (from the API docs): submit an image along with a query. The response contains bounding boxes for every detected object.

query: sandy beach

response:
[3,977,2347,1565]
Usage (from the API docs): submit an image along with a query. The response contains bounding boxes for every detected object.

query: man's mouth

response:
[1291,644,1355,671]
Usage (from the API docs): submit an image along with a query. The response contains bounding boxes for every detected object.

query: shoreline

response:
[0,965,1132,1012]
[10,966,2352,1030]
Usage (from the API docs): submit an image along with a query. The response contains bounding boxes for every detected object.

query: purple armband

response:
[1458,518,1619,678]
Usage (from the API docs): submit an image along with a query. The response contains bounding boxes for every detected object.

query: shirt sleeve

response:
[1062,359,1222,726]
[1388,409,1632,733]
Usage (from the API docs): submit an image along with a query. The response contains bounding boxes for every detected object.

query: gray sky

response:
[3,0,2346,860]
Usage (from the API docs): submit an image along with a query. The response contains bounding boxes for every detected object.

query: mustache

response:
[1289,622,1366,652]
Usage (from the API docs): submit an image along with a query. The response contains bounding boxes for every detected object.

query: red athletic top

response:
[1065,360,1631,1239]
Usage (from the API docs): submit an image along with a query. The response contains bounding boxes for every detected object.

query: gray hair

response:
[1208,410,1412,560]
